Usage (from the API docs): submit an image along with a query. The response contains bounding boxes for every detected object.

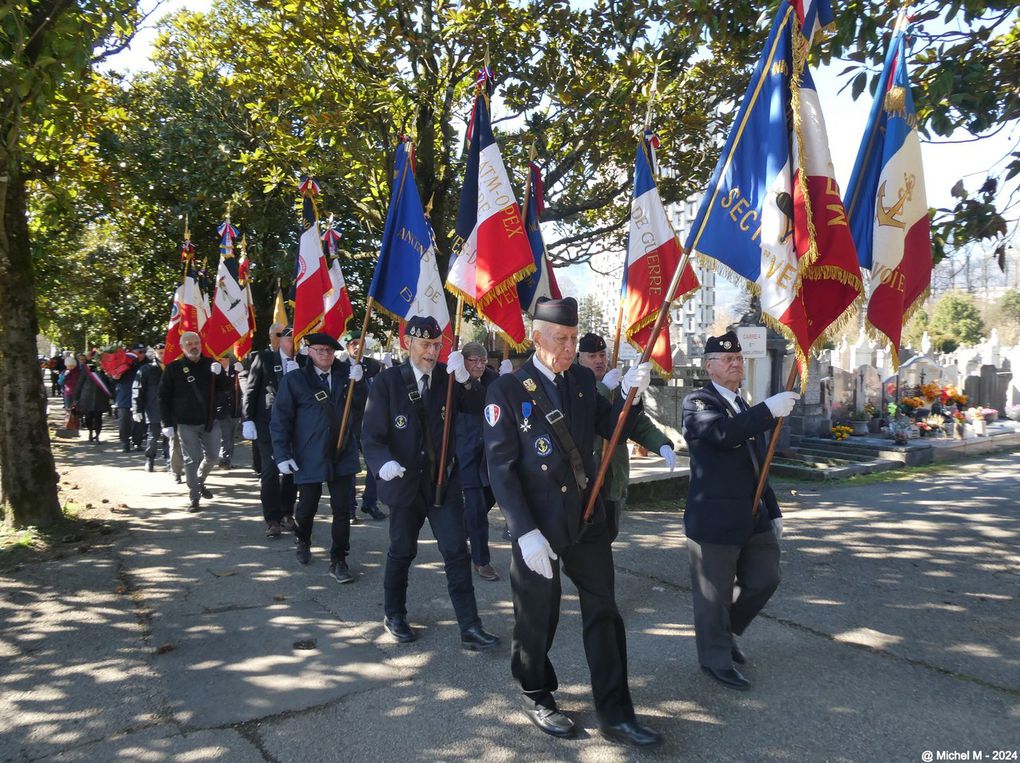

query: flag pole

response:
[751,360,799,516]
[434,296,465,507]
[337,297,374,451]
[583,246,693,520]
[610,299,624,367]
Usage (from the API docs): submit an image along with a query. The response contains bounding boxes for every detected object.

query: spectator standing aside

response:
[483,297,661,747]
[242,326,303,536]
[681,331,798,690]
[158,331,229,512]
[361,316,499,651]
[576,332,676,540]
[62,353,84,411]
[344,330,387,524]
[270,333,366,583]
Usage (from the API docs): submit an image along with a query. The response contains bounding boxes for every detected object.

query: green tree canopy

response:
[928,291,986,351]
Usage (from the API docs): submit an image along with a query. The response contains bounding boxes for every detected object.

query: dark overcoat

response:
[270,360,366,485]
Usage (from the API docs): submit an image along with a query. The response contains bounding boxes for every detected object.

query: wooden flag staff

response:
[583,245,693,521]
[751,361,799,517]
[434,297,465,507]
[336,298,375,451]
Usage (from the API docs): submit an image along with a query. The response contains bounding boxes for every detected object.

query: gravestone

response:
[830,367,854,421]
[964,374,981,408]
[979,365,1005,413]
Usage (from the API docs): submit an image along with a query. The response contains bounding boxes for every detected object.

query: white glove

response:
[379,460,406,481]
[162,426,175,439]
[132,412,144,423]
[242,421,258,440]
[298,346,309,355]
[772,517,784,540]
[764,391,800,418]
[210,362,223,375]
[518,528,557,580]
[277,458,299,475]
[621,361,652,397]
[349,363,364,382]
[382,352,393,368]
[602,367,621,391]
[447,350,469,383]
[499,359,513,376]
[337,349,349,362]
[283,358,299,374]
[233,361,243,373]
[659,445,676,472]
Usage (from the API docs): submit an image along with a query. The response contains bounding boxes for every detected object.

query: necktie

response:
[421,374,430,405]
[320,372,329,390]
[735,395,749,413]
[554,373,566,410]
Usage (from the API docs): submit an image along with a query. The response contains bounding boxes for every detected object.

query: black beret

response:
[277,327,294,338]
[578,332,606,353]
[406,315,442,339]
[303,332,342,350]
[534,297,578,327]
[705,330,742,354]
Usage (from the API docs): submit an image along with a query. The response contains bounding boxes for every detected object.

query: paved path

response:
[1,436,1017,762]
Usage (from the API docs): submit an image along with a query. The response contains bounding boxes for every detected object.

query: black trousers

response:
[256,428,296,524]
[509,520,634,725]
[463,485,494,566]
[687,529,781,670]
[84,411,103,437]
[143,421,166,460]
[294,476,353,563]
[383,483,479,631]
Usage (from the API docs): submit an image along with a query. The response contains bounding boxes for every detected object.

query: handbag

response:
[64,409,80,431]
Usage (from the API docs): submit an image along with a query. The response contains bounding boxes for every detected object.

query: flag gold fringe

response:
[790,24,821,280]
[623,283,698,380]
[864,284,930,372]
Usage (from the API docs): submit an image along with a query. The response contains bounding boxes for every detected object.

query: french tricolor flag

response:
[292,177,333,343]
[624,130,699,375]
[448,68,534,349]
[793,0,833,49]
[517,161,561,315]
[164,239,203,364]
[320,224,354,341]
[844,12,932,366]
[201,219,251,360]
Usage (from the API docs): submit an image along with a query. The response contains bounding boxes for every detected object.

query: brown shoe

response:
[266,521,283,538]
[475,564,500,581]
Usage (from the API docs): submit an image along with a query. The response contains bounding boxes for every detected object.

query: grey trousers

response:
[687,530,781,670]
[178,422,220,503]
[218,417,236,461]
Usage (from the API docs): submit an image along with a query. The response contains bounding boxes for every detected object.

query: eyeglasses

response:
[308,346,334,354]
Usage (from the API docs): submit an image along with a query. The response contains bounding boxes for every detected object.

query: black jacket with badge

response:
[158,355,231,428]
[361,359,485,508]
[132,361,163,424]
[483,358,641,553]
[681,383,782,545]
[270,360,366,485]
[242,348,306,426]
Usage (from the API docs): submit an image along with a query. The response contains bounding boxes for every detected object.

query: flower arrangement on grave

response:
[938,384,968,406]
[922,415,945,436]
[951,410,967,424]
[1006,404,1020,422]
[969,406,997,422]
[900,396,925,413]
[831,425,852,441]
[864,402,878,418]
[920,381,941,402]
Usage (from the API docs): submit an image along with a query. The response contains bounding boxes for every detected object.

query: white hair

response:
[180,331,200,344]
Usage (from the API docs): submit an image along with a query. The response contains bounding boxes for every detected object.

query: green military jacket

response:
[595,380,673,503]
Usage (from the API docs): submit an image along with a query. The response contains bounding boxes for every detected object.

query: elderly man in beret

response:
[484,297,663,748]
[682,330,799,690]
[576,331,676,540]
[271,332,367,583]
[362,315,499,651]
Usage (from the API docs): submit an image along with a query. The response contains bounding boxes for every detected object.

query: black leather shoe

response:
[362,504,387,520]
[599,720,664,748]
[523,704,575,738]
[731,644,747,664]
[188,499,201,513]
[460,624,499,651]
[145,458,155,472]
[701,665,751,690]
[295,542,311,565]
[349,513,361,525]
[383,616,417,643]
[199,485,213,499]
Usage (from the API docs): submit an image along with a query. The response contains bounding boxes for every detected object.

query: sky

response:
[107,0,1018,305]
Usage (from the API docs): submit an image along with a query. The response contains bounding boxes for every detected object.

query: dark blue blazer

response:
[361,360,484,507]
[681,383,782,545]
[483,358,639,553]
[270,360,365,485]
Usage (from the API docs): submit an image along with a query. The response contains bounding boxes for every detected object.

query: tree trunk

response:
[0,148,62,528]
